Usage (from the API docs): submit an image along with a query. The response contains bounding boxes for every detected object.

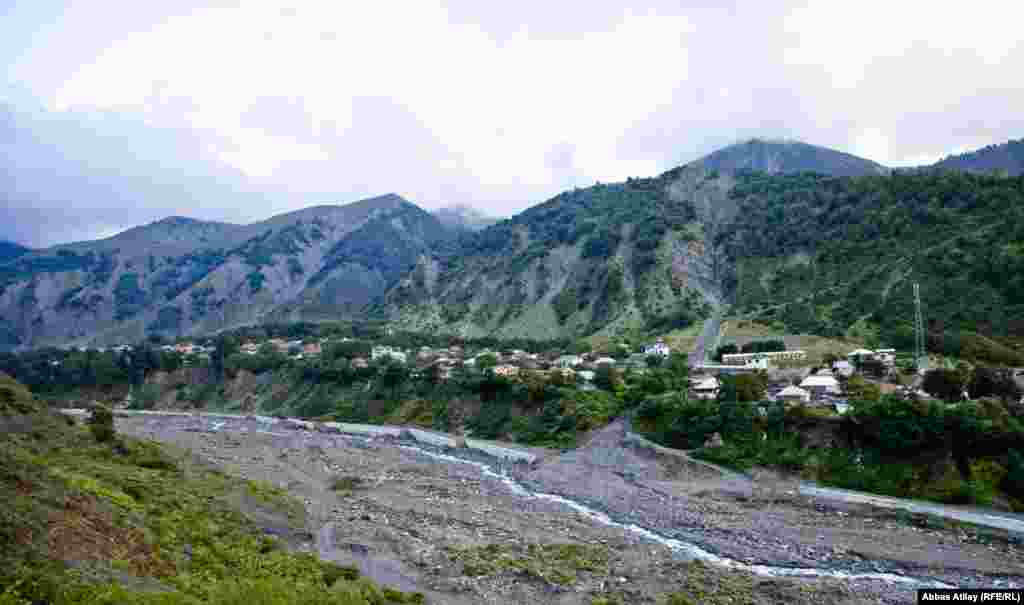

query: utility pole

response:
[914,282,928,375]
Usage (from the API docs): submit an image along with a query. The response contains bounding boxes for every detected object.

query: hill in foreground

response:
[0,372,421,603]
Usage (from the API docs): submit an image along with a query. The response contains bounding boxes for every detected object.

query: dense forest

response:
[723,171,1024,363]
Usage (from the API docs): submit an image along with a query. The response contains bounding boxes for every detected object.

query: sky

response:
[2,1,1023,247]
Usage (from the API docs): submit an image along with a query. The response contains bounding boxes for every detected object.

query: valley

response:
[103,410,1024,604]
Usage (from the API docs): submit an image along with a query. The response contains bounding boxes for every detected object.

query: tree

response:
[378,361,407,400]
[969,366,1022,401]
[922,368,965,401]
[87,404,117,443]
[476,353,498,371]
[734,373,767,402]
[845,375,881,402]
[594,365,623,393]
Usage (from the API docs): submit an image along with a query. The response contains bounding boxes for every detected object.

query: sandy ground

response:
[115,415,1024,604]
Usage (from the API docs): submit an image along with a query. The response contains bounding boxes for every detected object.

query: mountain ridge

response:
[3,137,1023,351]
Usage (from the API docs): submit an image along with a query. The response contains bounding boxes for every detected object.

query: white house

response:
[832,360,854,378]
[643,339,671,357]
[555,355,583,369]
[594,357,617,366]
[692,377,720,400]
[800,375,841,397]
[577,370,596,382]
[777,385,811,404]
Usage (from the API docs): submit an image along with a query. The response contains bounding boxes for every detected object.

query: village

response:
[80,331,938,416]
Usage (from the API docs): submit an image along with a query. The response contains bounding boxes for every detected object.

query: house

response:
[874,348,896,366]
[777,385,811,404]
[372,345,407,364]
[692,377,720,400]
[577,370,596,382]
[351,357,369,369]
[303,343,322,356]
[491,365,520,378]
[832,360,854,378]
[722,350,807,365]
[800,375,841,398]
[241,342,260,355]
[594,357,617,366]
[643,339,671,357]
[847,349,874,361]
[555,355,583,369]
[815,367,834,377]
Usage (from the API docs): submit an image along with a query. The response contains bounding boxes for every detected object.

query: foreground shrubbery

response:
[0,373,420,605]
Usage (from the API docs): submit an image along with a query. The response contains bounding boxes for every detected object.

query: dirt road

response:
[113,414,1024,604]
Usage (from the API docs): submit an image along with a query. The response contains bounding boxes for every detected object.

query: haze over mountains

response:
[1,137,1023,353]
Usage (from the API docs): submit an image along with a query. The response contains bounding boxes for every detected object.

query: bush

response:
[87,404,116,443]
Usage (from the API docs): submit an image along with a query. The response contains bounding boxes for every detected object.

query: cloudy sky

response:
[2,1,1022,247]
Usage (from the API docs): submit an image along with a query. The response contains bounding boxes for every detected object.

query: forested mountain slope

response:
[387,165,740,340]
[723,171,1024,363]
[0,194,453,351]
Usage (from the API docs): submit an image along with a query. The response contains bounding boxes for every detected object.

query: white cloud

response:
[2,0,1023,245]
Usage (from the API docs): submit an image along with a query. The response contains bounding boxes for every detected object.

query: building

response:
[721,350,807,365]
[241,342,260,355]
[577,370,596,383]
[692,377,720,400]
[351,357,369,369]
[832,360,854,378]
[491,365,520,379]
[555,355,583,369]
[777,385,811,404]
[643,339,671,357]
[303,343,322,356]
[594,357,617,366]
[799,375,841,398]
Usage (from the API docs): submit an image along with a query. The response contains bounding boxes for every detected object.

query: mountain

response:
[0,194,452,350]
[930,138,1024,176]
[5,137,1024,354]
[433,204,502,232]
[0,241,29,263]
[697,139,888,177]
[387,164,737,340]
[722,169,1024,363]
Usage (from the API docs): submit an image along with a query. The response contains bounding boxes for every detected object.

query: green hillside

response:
[0,372,420,604]
[723,171,1024,363]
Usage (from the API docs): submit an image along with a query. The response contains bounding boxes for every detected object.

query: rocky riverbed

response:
[114,414,1024,604]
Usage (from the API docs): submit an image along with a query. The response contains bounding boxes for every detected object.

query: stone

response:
[704,432,725,448]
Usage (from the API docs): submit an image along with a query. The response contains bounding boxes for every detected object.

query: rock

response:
[704,432,725,448]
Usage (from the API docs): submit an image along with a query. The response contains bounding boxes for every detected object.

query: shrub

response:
[87,404,116,443]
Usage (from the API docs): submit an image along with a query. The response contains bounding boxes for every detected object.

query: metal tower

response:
[913,282,928,374]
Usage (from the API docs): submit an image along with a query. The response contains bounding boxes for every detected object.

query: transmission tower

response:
[913,282,928,374]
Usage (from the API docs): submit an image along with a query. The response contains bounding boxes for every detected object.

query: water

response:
[397,445,953,588]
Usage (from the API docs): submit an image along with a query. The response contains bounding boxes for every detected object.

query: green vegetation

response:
[0,373,420,605]
[115,273,148,320]
[445,543,610,586]
[725,171,1024,361]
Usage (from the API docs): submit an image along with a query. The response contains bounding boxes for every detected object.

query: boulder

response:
[704,432,724,448]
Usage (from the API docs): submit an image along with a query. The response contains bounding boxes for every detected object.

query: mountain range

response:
[1,137,1022,354]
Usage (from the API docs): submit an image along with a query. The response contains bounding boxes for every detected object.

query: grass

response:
[718,319,868,365]
[0,372,421,605]
[446,543,610,586]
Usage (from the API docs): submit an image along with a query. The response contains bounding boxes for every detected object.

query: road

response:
[689,308,723,366]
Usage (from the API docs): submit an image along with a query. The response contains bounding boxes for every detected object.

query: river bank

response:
[104,413,1024,604]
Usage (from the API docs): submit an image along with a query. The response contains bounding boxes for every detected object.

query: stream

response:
[395,444,954,589]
